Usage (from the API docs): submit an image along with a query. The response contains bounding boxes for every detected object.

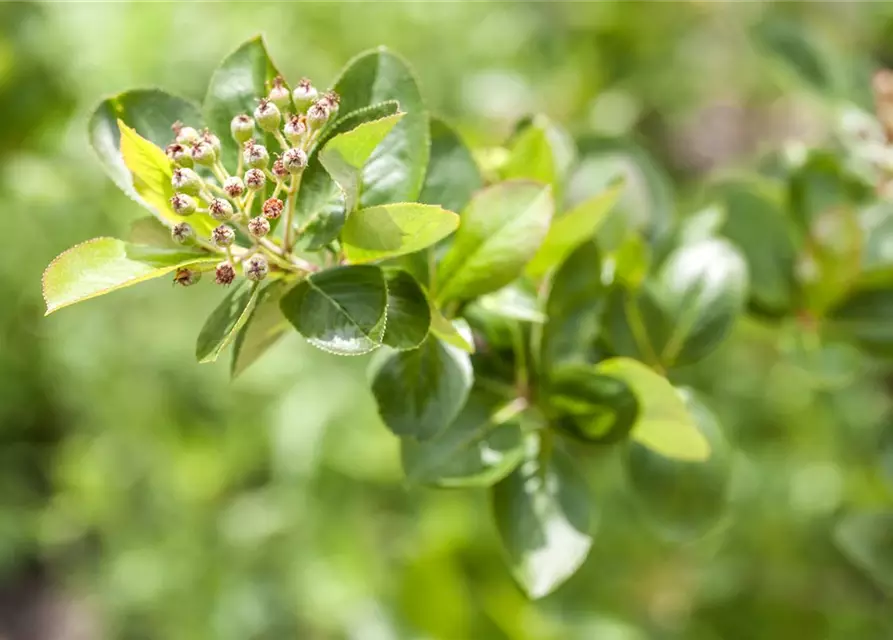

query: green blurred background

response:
[3,2,893,638]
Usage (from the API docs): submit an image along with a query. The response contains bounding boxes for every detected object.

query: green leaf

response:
[204,36,282,170]
[419,118,482,212]
[492,440,594,599]
[371,335,473,440]
[542,240,606,369]
[502,117,557,190]
[596,358,710,461]
[548,365,638,444]
[751,18,836,95]
[280,265,388,356]
[116,121,216,235]
[341,202,459,263]
[333,47,430,207]
[435,181,554,302]
[318,113,406,213]
[128,217,177,247]
[526,179,625,279]
[196,281,262,364]
[401,392,526,487]
[827,285,893,355]
[473,285,545,324]
[834,510,893,594]
[43,238,216,315]
[231,281,290,377]
[625,393,731,538]
[429,309,475,354]
[89,89,201,202]
[608,239,748,368]
[382,270,430,350]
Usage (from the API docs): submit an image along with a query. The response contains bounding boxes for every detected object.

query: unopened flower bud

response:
[268,76,291,111]
[211,224,235,247]
[254,98,281,133]
[271,158,288,181]
[173,121,201,145]
[244,253,269,281]
[173,267,201,287]
[170,193,197,216]
[321,90,340,117]
[223,176,245,198]
[248,216,271,237]
[171,168,202,195]
[262,197,284,220]
[209,198,234,221]
[243,140,269,168]
[215,261,236,285]
[282,147,307,173]
[231,114,254,144]
[171,222,194,244]
[292,78,318,110]
[202,129,221,156]
[191,139,216,166]
[307,100,332,125]
[165,143,193,167]
[244,168,266,191]
[283,114,307,145]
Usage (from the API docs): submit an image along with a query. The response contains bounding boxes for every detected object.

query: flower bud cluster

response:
[164,75,336,286]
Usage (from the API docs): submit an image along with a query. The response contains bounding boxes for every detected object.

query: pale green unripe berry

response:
[254,99,281,133]
[166,143,193,167]
[223,176,245,198]
[284,114,307,145]
[292,78,318,111]
[307,101,332,126]
[248,216,270,238]
[243,141,269,169]
[171,222,194,244]
[282,147,307,174]
[173,121,200,145]
[244,168,266,191]
[170,193,197,216]
[171,168,202,195]
[215,261,236,285]
[244,253,269,281]
[173,267,202,287]
[231,114,254,144]
[191,139,216,166]
[211,224,235,247]
[268,76,291,111]
[209,198,234,222]
[202,130,221,157]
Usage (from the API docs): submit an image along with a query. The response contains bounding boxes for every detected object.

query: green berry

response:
[243,141,269,169]
[171,168,202,195]
[173,121,200,145]
[165,143,193,167]
[268,76,291,111]
[284,114,307,145]
[231,114,254,144]
[282,147,307,173]
[223,176,245,198]
[248,216,270,237]
[209,198,234,222]
[254,98,281,133]
[244,168,266,191]
[244,253,269,281]
[170,193,197,216]
[211,224,235,247]
[191,139,216,166]
[292,78,318,111]
[171,222,194,243]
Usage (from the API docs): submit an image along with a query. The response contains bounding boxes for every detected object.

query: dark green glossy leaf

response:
[342,203,458,264]
[280,265,387,355]
[789,149,872,231]
[435,181,553,302]
[231,281,290,377]
[203,36,282,170]
[834,510,893,594]
[333,47,430,207]
[419,117,482,212]
[382,270,430,350]
[196,281,262,364]
[548,365,638,444]
[625,393,731,538]
[43,238,216,315]
[401,393,526,487]
[751,18,835,94]
[827,286,893,356]
[371,336,473,440]
[492,440,594,599]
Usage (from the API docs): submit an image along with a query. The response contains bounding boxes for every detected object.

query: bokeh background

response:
[3,1,893,638]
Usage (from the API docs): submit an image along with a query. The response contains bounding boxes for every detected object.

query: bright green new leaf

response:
[502,118,556,190]
[204,36,284,169]
[319,113,405,213]
[382,270,431,350]
[596,358,710,461]
[342,202,458,263]
[196,281,262,364]
[429,309,475,354]
[371,335,473,440]
[231,281,290,377]
[473,285,546,324]
[548,365,638,444]
[333,48,430,207]
[492,441,594,599]
[43,238,216,315]
[834,510,893,594]
[401,392,525,488]
[625,392,731,538]
[420,118,482,212]
[280,265,388,356]
[526,180,625,279]
[435,181,554,302]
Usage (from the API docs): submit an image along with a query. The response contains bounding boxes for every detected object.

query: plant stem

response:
[282,172,302,253]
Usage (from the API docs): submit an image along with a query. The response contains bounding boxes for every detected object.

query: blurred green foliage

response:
[4,1,893,638]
